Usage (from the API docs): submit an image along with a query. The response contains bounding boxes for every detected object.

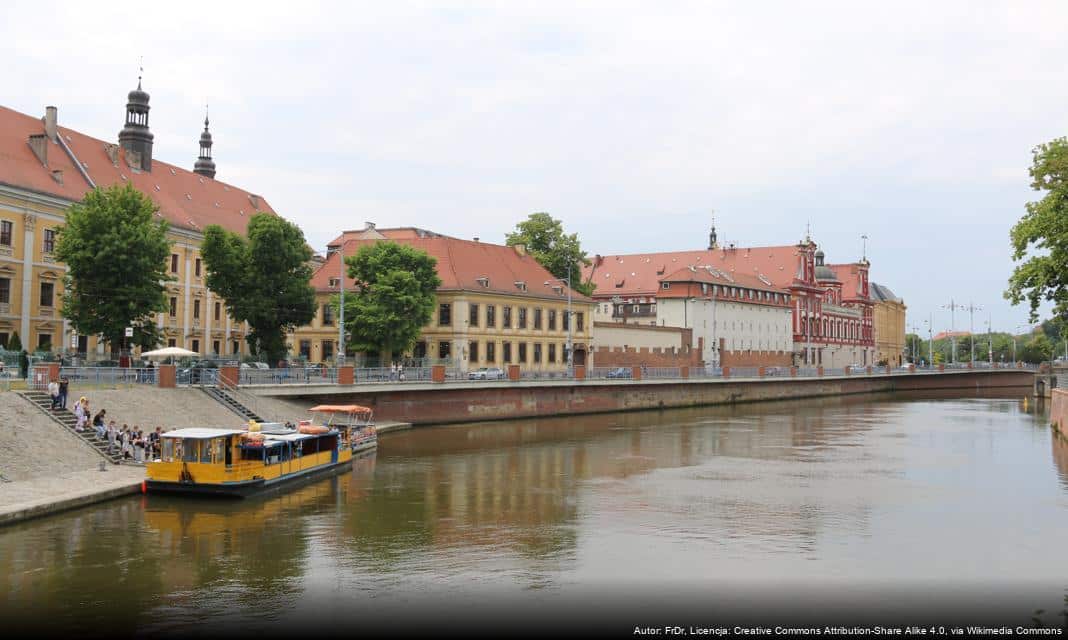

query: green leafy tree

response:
[1006,137,1068,323]
[337,241,442,362]
[53,183,171,355]
[1019,333,1054,364]
[506,212,595,297]
[201,214,316,365]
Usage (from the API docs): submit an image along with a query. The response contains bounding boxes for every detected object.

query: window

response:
[195,258,202,277]
[322,304,335,326]
[37,333,51,350]
[40,281,54,307]
[548,310,557,331]
[469,303,479,327]
[533,308,542,330]
[438,341,451,359]
[503,341,512,363]
[469,340,479,362]
[548,343,556,363]
[300,340,311,359]
[212,340,220,355]
[533,343,542,363]
[439,303,452,326]
[662,282,671,290]
[563,311,570,331]
[486,341,496,363]
[170,254,179,273]
[43,229,56,253]
[214,302,221,321]
[168,338,177,348]
[322,340,334,361]
[518,342,527,363]
[486,305,496,328]
[576,312,585,331]
[503,306,512,328]
[518,307,527,329]
[193,299,200,319]
[0,220,11,246]
[192,339,200,353]
[169,297,177,317]
[232,340,240,354]
[0,278,9,304]
[0,333,8,349]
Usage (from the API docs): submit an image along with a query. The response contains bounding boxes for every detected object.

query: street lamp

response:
[545,261,573,370]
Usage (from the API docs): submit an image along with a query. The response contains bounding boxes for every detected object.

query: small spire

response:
[204,104,210,130]
[137,56,143,90]
[804,221,811,244]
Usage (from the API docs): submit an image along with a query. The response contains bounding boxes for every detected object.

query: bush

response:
[7,331,21,352]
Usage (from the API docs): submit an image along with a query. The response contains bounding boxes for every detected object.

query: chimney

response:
[248,194,261,209]
[27,134,48,165]
[594,254,603,266]
[513,243,526,256]
[44,106,58,143]
[473,237,479,243]
[365,221,376,230]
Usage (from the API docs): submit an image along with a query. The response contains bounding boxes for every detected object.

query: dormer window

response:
[328,277,340,287]
[514,281,527,292]
[662,282,671,290]
[477,277,490,288]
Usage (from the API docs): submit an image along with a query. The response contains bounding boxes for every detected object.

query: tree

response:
[201,214,316,365]
[53,183,172,355]
[1005,137,1068,323]
[6,331,21,352]
[338,241,441,361]
[506,212,596,297]
[1019,333,1054,364]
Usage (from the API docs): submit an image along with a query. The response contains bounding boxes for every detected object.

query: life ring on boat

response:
[298,424,329,435]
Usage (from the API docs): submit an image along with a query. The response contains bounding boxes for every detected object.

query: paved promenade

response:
[0,466,144,527]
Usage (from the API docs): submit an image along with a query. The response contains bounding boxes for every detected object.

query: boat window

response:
[162,439,175,462]
[200,439,214,464]
[183,439,200,462]
[294,441,303,458]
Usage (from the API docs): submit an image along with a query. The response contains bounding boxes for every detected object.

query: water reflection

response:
[2,390,1067,633]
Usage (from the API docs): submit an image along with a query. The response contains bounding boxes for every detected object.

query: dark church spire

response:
[193,106,217,179]
[117,63,154,171]
[708,211,718,250]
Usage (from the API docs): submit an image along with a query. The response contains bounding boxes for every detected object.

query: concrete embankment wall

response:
[1052,388,1068,434]
[248,370,1032,426]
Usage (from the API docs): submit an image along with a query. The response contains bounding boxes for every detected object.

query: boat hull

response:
[146,457,354,499]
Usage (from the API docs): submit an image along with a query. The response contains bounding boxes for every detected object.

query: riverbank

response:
[0,466,144,526]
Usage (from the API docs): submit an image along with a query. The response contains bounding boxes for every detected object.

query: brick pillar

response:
[508,364,520,381]
[722,366,730,379]
[218,365,239,388]
[158,364,176,388]
[938,364,945,372]
[338,365,354,385]
[758,366,766,377]
[431,364,446,383]
[790,367,797,377]
[680,366,689,379]
[631,366,642,381]
[817,366,824,376]
[967,362,973,370]
[574,365,586,381]
[866,366,873,375]
[845,366,852,375]
[885,365,892,374]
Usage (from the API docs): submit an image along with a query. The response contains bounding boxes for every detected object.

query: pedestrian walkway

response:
[0,466,144,527]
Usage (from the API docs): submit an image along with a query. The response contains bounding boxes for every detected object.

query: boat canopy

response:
[309,404,373,413]
[160,428,246,439]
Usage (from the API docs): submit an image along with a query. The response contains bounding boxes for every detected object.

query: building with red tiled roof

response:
[0,82,279,357]
[289,223,596,371]
[583,222,876,368]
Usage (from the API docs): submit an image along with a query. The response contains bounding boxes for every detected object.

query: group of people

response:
[48,379,164,463]
[389,362,406,381]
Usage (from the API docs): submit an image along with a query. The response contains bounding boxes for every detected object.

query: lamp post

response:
[942,299,960,363]
[337,241,345,365]
[923,313,934,367]
[965,302,982,364]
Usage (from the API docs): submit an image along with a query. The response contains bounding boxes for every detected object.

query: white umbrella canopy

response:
[141,347,199,359]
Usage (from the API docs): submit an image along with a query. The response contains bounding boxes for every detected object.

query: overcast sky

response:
[5,1,1067,338]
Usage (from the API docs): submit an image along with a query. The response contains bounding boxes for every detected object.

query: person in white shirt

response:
[48,379,60,409]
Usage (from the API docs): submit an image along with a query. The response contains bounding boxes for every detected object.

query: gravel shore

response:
[0,393,102,482]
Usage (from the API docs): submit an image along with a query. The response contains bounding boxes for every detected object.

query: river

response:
[2,390,1067,636]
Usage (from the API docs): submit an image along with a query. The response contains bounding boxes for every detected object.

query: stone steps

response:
[201,386,263,422]
[19,391,123,464]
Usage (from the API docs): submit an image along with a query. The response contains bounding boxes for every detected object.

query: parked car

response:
[468,367,505,380]
[180,360,219,384]
[606,367,632,379]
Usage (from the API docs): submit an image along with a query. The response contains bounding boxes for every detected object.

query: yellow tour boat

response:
[146,420,356,497]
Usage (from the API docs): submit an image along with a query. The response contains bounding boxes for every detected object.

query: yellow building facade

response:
[290,226,594,371]
[871,282,907,366]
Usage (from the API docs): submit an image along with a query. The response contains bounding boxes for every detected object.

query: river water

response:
[2,390,1067,636]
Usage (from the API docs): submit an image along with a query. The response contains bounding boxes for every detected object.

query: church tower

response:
[708,214,718,250]
[193,109,217,179]
[117,72,154,171]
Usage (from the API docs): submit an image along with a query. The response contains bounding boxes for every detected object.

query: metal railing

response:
[57,367,159,389]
